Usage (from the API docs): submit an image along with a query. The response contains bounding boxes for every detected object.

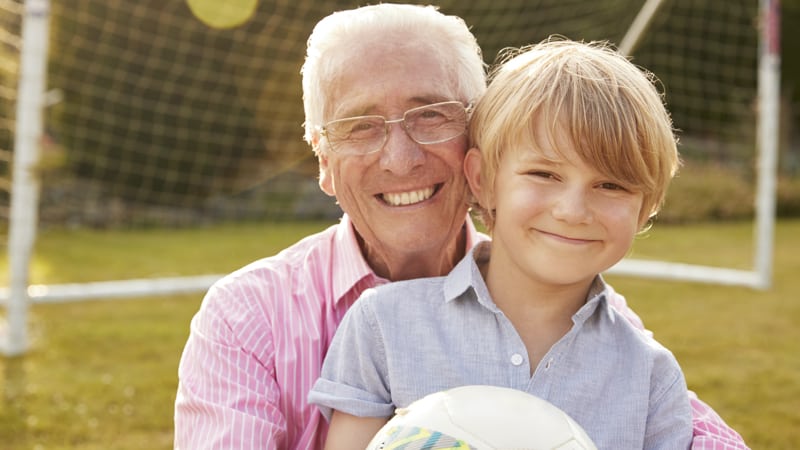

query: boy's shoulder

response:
[360,243,484,311]
[344,276,455,336]
[361,275,449,307]
[597,295,681,367]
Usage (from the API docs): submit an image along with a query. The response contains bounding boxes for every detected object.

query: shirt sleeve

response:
[308,291,395,421]
[688,392,751,450]
[174,282,285,449]
[605,285,750,450]
[644,349,694,450]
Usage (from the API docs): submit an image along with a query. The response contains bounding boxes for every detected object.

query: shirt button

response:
[510,353,524,366]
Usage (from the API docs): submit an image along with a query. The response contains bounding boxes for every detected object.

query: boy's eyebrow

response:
[517,151,562,165]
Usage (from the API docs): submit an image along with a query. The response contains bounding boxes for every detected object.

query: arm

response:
[308,290,396,429]
[644,359,694,450]
[174,284,285,449]
[325,411,388,450]
[605,285,750,450]
[687,392,750,450]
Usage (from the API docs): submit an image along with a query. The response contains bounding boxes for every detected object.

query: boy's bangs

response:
[561,82,655,193]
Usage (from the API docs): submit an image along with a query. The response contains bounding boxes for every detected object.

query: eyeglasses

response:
[319,101,471,156]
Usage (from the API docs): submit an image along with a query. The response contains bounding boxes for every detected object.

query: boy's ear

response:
[464,147,489,208]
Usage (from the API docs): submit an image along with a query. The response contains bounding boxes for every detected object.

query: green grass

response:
[1,219,799,449]
[606,221,800,449]
[2,221,336,284]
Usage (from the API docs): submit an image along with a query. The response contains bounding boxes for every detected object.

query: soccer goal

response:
[0,0,782,355]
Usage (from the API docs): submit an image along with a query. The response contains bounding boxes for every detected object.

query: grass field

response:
[1,219,798,449]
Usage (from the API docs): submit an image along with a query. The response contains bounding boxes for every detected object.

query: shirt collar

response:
[332,214,483,305]
[443,241,496,310]
[331,214,379,304]
[442,241,612,323]
[571,275,610,325]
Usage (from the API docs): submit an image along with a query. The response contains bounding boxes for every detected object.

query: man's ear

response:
[464,147,489,208]
[316,142,335,196]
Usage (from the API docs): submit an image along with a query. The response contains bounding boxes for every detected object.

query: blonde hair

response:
[469,37,680,231]
[301,4,486,150]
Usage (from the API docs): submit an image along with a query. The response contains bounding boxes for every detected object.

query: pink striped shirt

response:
[174,214,748,450]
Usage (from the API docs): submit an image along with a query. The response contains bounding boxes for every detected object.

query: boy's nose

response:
[552,188,594,225]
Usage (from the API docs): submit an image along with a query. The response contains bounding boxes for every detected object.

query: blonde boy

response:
[467,38,678,236]
[310,38,692,449]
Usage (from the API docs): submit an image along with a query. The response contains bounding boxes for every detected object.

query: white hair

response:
[300,3,486,148]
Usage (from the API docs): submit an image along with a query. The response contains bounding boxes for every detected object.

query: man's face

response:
[317,43,471,276]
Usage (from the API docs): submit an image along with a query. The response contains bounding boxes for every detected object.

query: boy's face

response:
[467,121,644,290]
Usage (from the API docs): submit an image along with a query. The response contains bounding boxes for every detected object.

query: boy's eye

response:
[599,182,627,191]
[528,171,555,179]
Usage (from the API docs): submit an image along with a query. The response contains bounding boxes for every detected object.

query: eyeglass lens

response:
[324,102,467,155]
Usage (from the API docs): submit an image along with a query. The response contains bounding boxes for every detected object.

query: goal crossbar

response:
[0,257,766,308]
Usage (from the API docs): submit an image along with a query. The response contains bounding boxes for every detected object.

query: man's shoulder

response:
[200,223,341,310]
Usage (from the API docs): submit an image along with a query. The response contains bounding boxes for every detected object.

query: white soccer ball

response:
[366,385,597,450]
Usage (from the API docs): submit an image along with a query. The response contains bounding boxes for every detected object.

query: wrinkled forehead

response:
[325,36,460,119]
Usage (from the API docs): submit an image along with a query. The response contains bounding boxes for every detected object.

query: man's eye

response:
[349,121,378,133]
[331,119,380,137]
[419,109,445,119]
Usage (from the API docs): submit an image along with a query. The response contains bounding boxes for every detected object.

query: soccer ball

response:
[366,385,597,450]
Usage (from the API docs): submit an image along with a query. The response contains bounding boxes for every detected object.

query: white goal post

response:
[2,0,51,355]
[605,0,781,289]
[0,0,782,356]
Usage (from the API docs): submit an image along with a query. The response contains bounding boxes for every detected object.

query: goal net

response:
[0,0,780,354]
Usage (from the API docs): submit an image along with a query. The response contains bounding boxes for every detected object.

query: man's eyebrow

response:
[409,95,453,104]
[331,95,455,119]
[331,103,376,119]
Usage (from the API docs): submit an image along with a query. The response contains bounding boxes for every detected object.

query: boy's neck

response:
[478,253,594,319]
[477,250,597,374]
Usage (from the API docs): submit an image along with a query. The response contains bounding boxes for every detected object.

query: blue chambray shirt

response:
[308,242,692,449]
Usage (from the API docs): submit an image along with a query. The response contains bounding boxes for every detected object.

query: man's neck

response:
[360,225,467,281]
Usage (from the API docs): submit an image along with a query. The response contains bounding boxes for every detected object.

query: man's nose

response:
[379,120,425,174]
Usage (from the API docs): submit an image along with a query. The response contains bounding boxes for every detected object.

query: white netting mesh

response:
[0,0,24,222]
[0,0,760,229]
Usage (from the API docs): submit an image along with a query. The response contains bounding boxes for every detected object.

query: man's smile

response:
[381,185,439,206]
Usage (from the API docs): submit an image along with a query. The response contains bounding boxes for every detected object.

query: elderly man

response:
[174,4,748,449]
